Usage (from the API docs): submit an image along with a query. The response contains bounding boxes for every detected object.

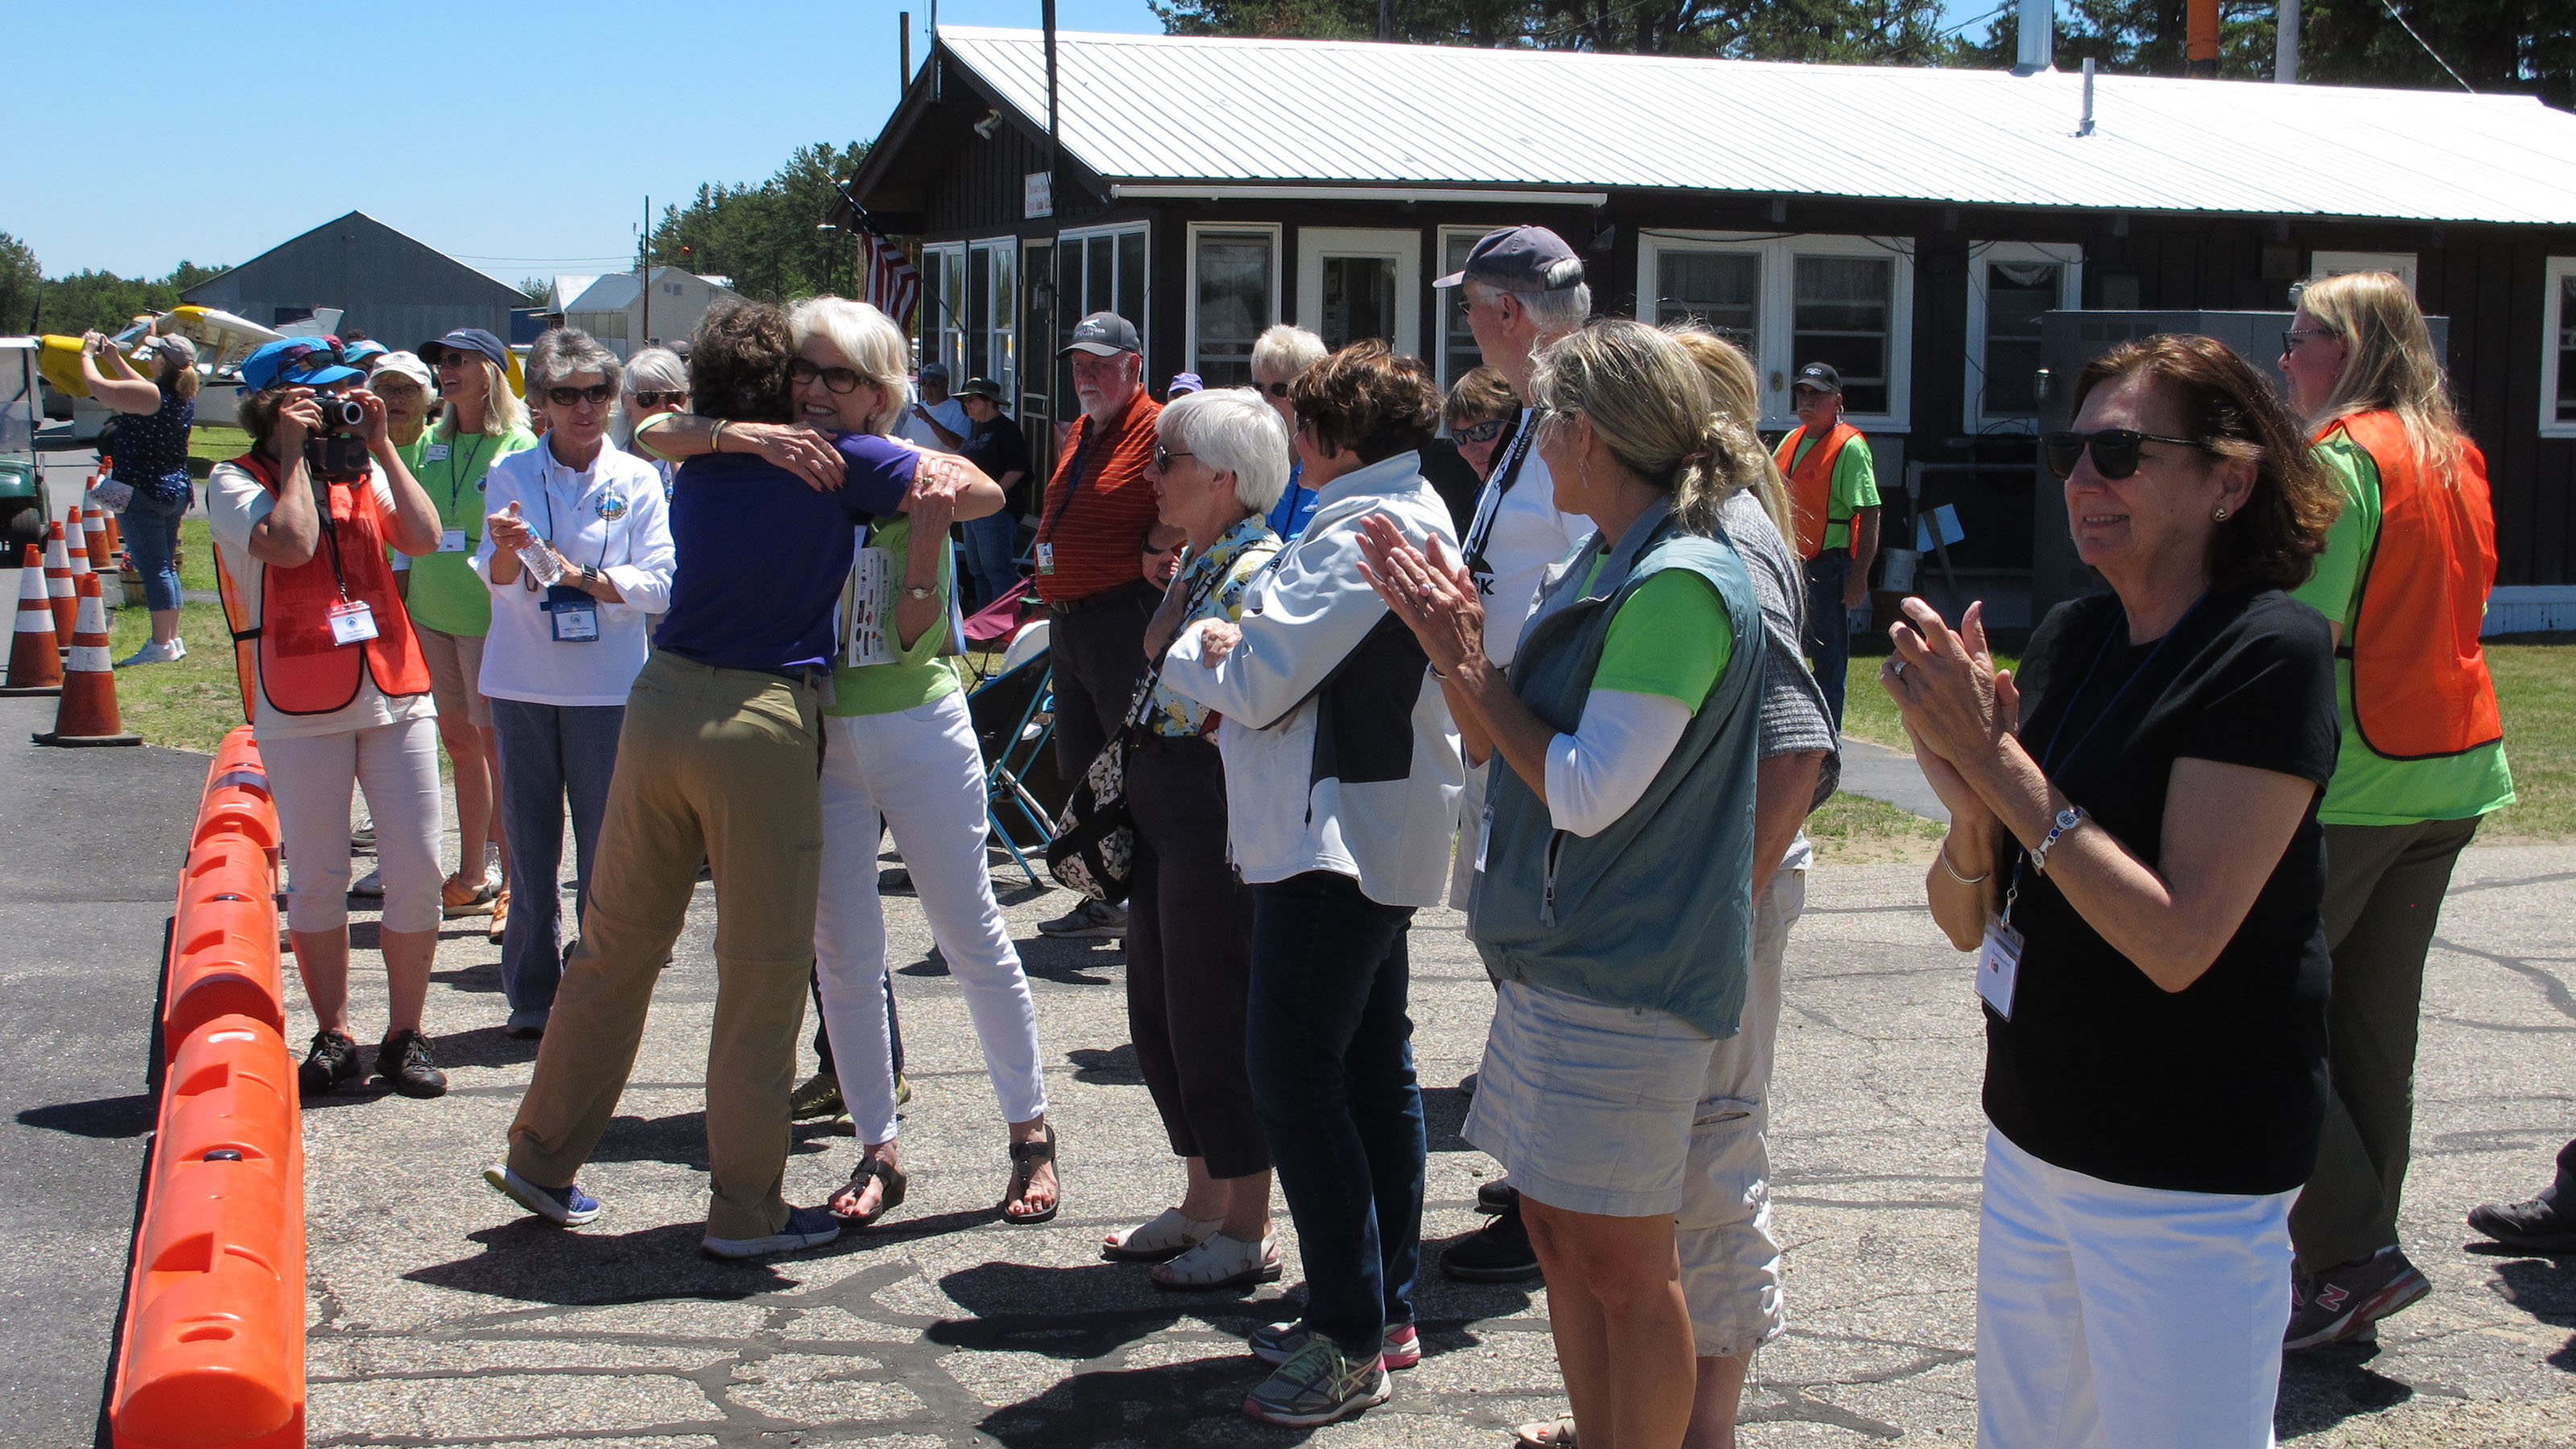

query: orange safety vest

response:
[2319,410,2503,762]
[213,454,432,723]
[1772,421,1864,560]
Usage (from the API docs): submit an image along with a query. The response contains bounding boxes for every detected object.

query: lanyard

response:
[536,451,620,572]
[316,486,353,601]
[1042,419,1103,539]
[1999,592,2207,927]
[1465,412,1538,564]
[440,431,490,523]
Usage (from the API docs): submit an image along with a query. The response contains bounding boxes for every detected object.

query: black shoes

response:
[377,1029,449,1098]
[299,1030,361,1095]
[1442,1195,1543,1283]
[2468,1143,2576,1253]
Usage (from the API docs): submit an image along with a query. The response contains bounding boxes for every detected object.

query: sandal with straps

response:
[1151,1231,1282,1292]
[830,1153,907,1228]
[1104,1206,1220,1262]
[1513,1416,1577,1449]
[1001,1123,1060,1225]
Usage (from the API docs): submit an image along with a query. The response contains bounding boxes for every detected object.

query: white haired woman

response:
[78,323,197,665]
[415,328,538,931]
[1100,388,1289,1290]
[475,329,675,1039]
[618,346,690,500]
[1249,324,1329,539]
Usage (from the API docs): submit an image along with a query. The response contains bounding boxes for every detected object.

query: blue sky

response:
[10,0,1998,287]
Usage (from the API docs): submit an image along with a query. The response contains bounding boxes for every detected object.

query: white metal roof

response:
[937,26,2576,225]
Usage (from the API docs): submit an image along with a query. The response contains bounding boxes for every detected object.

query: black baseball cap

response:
[1058,312,1141,357]
[1434,225,1585,292]
[419,328,510,374]
[956,376,1005,400]
[1791,362,1843,396]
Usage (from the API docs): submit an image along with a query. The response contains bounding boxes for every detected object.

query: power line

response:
[2378,0,2475,93]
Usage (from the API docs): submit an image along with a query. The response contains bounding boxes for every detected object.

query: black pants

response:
[1126,737,1269,1179]
[1047,588,1155,779]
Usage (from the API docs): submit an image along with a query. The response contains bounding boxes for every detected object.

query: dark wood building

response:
[849,27,2576,627]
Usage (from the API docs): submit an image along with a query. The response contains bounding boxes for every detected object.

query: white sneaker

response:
[115,638,184,667]
[351,868,385,898]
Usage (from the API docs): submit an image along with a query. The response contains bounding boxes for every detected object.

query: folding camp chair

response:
[966,650,1071,886]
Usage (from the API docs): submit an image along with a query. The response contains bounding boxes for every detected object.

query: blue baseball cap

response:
[419,327,510,375]
[240,338,364,391]
[1433,225,1585,292]
[343,339,389,365]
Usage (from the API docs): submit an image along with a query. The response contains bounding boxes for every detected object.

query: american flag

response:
[861,223,922,332]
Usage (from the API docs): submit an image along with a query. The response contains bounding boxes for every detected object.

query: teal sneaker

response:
[1242,1334,1390,1426]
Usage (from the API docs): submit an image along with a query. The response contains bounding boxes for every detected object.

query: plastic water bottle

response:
[517,538,565,588]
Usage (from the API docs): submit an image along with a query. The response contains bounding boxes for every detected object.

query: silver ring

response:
[1892,658,1908,679]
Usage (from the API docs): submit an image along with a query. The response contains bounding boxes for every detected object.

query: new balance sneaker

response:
[1242,1335,1391,1426]
[114,638,184,667]
[484,1165,602,1225]
[377,1029,448,1098]
[297,1029,361,1096]
[1250,1318,1419,1370]
[1442,1196,1542,1282]
[790,1071,845,1121]
[2285,1246,2431,1349]
[1038,898,1127,939]
[703,1204,842,1260]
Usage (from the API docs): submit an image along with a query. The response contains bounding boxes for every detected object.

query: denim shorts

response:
[1463,978,1717,1217]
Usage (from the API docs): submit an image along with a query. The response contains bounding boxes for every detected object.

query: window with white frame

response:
[1055,222,1150,398]
[1966,242,2083,431]
[1641,232,1913,429]
[1188,225,1278,390]
[2310,250,2417,293]
[2545,258,2576,438]
[918,241,1020,401]
[1438,228,1487,387]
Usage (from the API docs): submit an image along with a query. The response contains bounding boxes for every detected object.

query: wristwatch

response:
[2027,805,2086,874]
[580,564,603,590]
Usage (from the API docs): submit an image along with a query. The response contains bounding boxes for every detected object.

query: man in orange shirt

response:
[1034,312,1185,938]
[1770,363,1880,729]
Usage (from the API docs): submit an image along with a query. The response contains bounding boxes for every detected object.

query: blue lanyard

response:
[537,452,621,572]
[2000,592,2207,926]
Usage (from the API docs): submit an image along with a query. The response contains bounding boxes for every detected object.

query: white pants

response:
[814,693,1047,1143]
[263,716,444,934]
[1676,865,1802,1359]
[1977,1128,2295,1449]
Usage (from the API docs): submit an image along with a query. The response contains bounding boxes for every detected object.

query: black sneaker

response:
[377,1029,449,1099]
[1038,899,1127,939]
[1442,1196,1542,1282]
[299,1030,361,1095]
[2468,1173,2576,1254]
[1476,1180,1517,1215]
[2285,1246,2429,1349]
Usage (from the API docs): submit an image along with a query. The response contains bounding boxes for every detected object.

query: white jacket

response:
[1163,452,1466,906]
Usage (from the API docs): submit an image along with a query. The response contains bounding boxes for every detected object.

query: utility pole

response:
[1379,0,1392,41]
[900,11,911,87]
[2276,0,2299,82]
[639,196,650,349]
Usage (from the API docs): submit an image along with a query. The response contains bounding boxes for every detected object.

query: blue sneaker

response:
[484,1165,601,1225]
[702,1203,842,1259]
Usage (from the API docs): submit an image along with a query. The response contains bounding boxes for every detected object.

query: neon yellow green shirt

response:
[825,514,965,716]
[404,424,537,635]
[1587,567,1736,708]
[2289,434,2514,826]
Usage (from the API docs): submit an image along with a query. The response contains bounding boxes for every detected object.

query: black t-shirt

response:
[1982,588,2339,1195]
[964,413,1036,515]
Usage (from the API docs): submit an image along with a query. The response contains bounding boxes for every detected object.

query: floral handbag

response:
[1043,568,1224,904]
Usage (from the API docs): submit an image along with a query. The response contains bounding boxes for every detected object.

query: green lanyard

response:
[440,432,491,528]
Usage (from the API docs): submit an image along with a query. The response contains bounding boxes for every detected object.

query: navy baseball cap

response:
[419,328,510,374]
[1059,312,1141,357]
[919,362,951,382]
[1434,225,1585,291]
[240,338,364,392]
[1791,362,1843,395]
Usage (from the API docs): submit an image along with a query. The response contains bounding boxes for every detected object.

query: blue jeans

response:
[960,512,1021,613]
[489,696,625,1018]
[1802,551,1853,732]
[1246,869,1425,1358]
[123,487,189,613]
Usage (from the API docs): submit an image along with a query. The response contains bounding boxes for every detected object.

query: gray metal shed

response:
[180,212,524,353]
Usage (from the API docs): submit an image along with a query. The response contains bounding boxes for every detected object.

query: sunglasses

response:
[2281,328,2340,354]
[2041,428,2213,481]
[1451,417,1506,444]
[1258,381,1292,398]
[432,351,484,371]
[629,390,686,408]
[1152,445,1195,473]
[789,358,864,394]
[546,383,616,408]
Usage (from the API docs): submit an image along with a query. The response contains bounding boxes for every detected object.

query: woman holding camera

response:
[78,323,198,667]
[475,329,674,1040]
[206,339,451,1099]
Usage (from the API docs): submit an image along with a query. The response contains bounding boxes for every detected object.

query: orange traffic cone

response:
[34,575,140,746]
[1,548,63,696]
[43,519,76,643]
[63,506,95,601]
[81,500,111,572]
[102,503,122,560]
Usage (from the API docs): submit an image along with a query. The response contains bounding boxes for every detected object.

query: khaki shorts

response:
[413,623,492,729]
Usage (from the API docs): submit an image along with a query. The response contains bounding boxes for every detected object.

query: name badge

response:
[1034,542,1055,575]
[543,585,600,642]
[1978,916,2024,1020]
[424,444,451,462]
[438,528,469,553]
[326,600,378,646]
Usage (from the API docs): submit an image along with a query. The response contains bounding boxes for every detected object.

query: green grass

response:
[103,601,242,753]
[188,423,250,470]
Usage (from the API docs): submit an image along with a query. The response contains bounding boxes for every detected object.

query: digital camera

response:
[304,395,372,481]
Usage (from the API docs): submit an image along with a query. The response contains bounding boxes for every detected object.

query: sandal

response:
[1103,1206,1220,1262]
[1152,1231,1282,1292]
[1513,1417,1576,1449]
[829,1153,907,1228]
[1001,1123,1059,1225]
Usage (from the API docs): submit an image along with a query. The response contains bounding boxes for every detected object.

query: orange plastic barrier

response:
[111,1015,304,1449]
[162,838,286,1056]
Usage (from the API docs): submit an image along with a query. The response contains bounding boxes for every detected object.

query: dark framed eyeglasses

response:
[1451,417,1507,444]
[2041,428,2214,481]
[1259,380,1292,398]
[546,383,616,408]
[629,390,686,408]
[2281,328,2340,354]
[1152,444,1195,473]
[788,358,864,394]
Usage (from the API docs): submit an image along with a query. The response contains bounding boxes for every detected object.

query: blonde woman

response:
[415,328,538,927]
[79,324,198,666]
[2277,271,2514,1348]
[1357,319,1770,1446]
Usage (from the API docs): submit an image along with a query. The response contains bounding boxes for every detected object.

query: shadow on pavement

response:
[970,1352,1299,1447]
[14,1094,155,1139]
[404,1220,846,1303]
[2277,1340,2416,1436]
